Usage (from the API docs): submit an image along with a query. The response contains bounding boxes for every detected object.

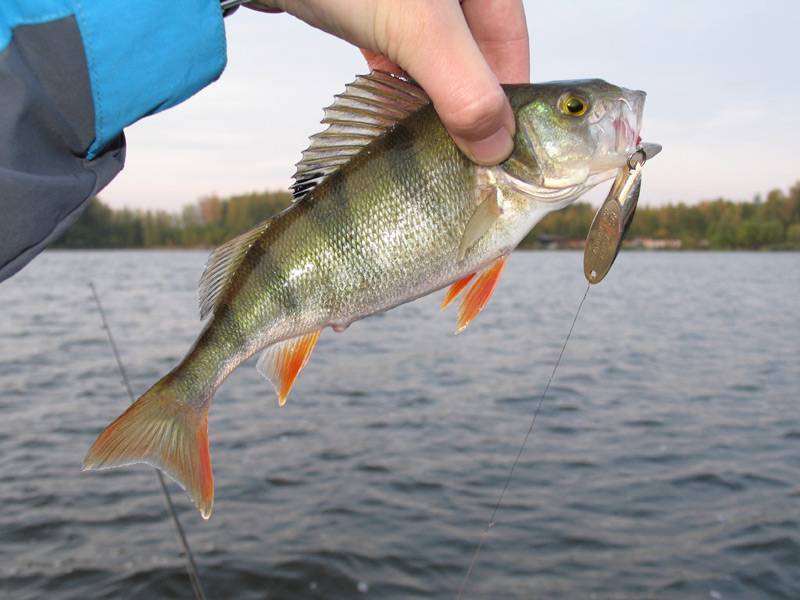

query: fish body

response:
[84,73,646,518]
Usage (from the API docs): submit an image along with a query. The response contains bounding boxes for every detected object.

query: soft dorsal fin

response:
[198,219,271,319]
[291,70,430,201]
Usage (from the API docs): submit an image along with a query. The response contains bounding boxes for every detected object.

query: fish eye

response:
[560,95,588,117]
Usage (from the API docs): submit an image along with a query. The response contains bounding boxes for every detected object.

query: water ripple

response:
[0,250,798,599]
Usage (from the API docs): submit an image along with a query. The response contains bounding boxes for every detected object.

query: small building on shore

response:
[624,238,683,249]
[534,234,683,250]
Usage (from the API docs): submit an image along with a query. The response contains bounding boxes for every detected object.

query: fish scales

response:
[220,106,477,353]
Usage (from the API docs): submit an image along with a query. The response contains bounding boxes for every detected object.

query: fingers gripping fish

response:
[84,72,647,518]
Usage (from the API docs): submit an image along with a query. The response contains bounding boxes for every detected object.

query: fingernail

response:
[460,127,514,166]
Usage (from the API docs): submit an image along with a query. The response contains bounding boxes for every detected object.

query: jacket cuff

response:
[75,0,227,158]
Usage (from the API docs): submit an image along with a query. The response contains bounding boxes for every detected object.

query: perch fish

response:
[84,72,647,518]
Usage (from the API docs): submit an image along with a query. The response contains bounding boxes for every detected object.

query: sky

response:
[100,1,800,211]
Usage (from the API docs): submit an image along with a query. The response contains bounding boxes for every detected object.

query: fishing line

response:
[88,283,207,600]
[457,282,591,599]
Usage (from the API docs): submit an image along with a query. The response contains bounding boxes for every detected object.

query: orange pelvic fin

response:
[83,379,214,519]
[456,256,507,334]
[441,273,476,309]
[256,330,321,407]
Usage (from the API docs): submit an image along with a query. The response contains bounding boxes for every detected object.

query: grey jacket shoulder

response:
[0,16,124,283]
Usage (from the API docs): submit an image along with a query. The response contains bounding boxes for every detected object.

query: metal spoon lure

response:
[583,143,662,284]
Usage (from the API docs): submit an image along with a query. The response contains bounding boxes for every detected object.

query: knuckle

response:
[444,89,507,138]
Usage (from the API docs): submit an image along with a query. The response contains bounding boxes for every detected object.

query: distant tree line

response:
[52,182,800,251]
[52,191,293,249]
[528,181,800,250]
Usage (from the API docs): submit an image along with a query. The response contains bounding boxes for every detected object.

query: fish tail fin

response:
[83,377,214,519]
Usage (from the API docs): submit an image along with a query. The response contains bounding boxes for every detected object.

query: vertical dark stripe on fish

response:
[306,169,348,247]
[395,115,453,231]
[335,163,378,297]
[225,207,302,316]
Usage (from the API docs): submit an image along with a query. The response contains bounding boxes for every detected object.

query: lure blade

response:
[584,143,662,284]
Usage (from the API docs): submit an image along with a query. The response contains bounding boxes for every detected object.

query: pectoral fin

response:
[456,256,507,334]
[458,187,502,261]
[256,331,321,406]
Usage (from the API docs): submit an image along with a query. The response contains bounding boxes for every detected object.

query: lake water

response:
[0,250,798,599]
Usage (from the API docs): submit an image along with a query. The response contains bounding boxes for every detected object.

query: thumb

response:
[374,1,515,165]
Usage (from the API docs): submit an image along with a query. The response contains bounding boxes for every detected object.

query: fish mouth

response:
[592,89,646,172]
[614,91,645,153]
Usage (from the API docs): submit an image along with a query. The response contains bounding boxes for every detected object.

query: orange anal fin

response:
[256,330,321,407]
[456,256,507,334]
[441,273,476,309]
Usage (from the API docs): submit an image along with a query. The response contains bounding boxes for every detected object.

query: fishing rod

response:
[88,283,207,600]
[457,143,662,598]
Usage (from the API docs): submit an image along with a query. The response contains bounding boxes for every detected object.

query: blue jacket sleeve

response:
[0,0,227,282]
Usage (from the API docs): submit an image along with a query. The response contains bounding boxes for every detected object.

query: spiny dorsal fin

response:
[198,219,271,319]
[291,70,430,201]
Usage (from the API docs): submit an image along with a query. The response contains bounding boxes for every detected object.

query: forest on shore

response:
[52,181,800,251]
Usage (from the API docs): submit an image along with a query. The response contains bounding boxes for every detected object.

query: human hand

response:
[246,0,529,166]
